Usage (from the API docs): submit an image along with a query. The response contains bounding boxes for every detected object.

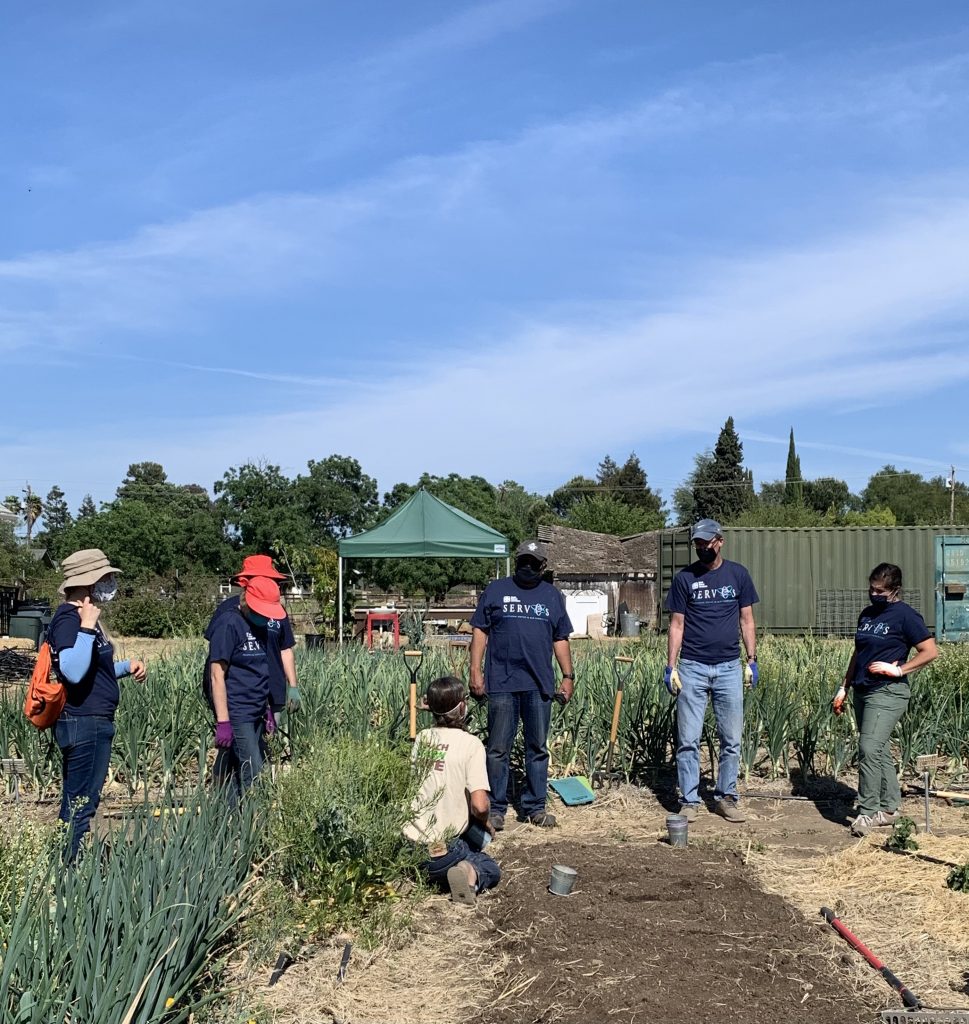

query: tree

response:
[860,466,968,525]
[77,494,97,519]
[294,455,379,544]
[40,485,73,558]
[683,419,755,523]
[566,494,665,535]
[4,485,43,543]
[547,475,598,517]
[784,429,803,505]
[215,461,309,554]
[598,452,666,518]
[116,462,169,503]
[803,477,856,518]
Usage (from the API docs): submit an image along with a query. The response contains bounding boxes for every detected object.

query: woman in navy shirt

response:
[48,548,147,860]
[207,575,286,800]
[835,563,937,836]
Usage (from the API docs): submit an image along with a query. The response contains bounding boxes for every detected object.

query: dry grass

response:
[257,898,508,1024]
[754,830,969,1009]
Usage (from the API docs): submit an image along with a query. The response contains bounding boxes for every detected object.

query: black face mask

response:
[696,547,717,565]
[869,592,890,606]
[514,563,545,588]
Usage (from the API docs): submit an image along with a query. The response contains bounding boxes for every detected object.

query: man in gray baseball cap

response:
[663,520,759,823]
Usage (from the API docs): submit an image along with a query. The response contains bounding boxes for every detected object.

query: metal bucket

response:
[620,612,641,637]
[666,814,688,848]
[548,864,577,896]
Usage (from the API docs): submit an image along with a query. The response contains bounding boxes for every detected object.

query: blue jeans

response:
[675,659,743,805]
[213,718,266,802]
[55,712,116,861]
[486,689,552,819]
[425,837,501,893]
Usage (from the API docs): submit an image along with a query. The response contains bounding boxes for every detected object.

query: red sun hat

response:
[244,576,286,619]
[236,554,287,581]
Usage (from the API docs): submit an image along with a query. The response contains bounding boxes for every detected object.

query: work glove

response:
[832,686,847,716]
[869,661,903,678]
[286,686,302,712]
[744,660,759,688]
[264,706,277,735]
[214,721,234,748]
[663,666,682,697]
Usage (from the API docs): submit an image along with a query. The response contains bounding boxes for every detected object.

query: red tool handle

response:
[820,908,921,1009]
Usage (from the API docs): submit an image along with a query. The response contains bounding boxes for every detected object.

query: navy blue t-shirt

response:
[470,577,573,697]
[204,595,294,706]
[47,603,120,718]
[665,559,759,665]
[207,607,273,720]
[852,600,930,689]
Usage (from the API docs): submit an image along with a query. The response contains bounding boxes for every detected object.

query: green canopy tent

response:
[336,488,511,644]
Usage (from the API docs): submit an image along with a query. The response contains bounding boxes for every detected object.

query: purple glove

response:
[214,721,233,748]
[264,706,276,735]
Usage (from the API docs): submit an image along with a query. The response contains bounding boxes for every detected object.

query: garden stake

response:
[593,656,633,789]
[820,908,969,1023]
[403,649,423,740]
[337,942,352,984]
[268,951,293,987]
[916,755,947,833]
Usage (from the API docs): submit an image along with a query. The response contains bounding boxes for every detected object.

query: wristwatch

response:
[561,672,575,681]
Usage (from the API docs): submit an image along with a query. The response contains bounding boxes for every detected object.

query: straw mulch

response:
[753,831,969,1010]
[258,898,507,1024]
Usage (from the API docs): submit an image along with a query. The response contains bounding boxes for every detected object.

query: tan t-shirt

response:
[403,727,490,844]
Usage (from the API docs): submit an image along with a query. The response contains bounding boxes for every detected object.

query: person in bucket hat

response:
[207,575,287,800]
[48,549,147,860]
[203,553,300,718]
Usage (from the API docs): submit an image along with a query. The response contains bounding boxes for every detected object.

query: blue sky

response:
[2,0,968,514]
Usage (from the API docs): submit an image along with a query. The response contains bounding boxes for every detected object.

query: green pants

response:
[852,681,910,817]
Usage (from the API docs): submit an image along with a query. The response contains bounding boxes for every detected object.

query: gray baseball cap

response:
[516,539,548,561]
[691,519,723,541]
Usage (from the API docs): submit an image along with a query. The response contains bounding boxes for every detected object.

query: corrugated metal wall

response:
[659,526,969,633]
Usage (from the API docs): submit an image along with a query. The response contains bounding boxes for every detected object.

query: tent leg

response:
[505,557,510,578]
[338,557,344,648]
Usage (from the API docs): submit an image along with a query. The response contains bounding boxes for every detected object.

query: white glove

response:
[832,686,847,715]
[868,661,903,678]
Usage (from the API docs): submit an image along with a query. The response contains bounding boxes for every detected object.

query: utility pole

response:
[945,466,957,524]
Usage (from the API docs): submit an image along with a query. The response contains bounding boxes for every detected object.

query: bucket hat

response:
[244,576,286,619]
[236,554,287,580]
[59,548,123,594]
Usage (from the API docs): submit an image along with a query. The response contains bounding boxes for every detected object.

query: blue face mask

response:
[869,592,889,606]
[246,610,271,628]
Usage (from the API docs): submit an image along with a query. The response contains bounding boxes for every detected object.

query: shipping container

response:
[658,526,969,635]
[937,536,969,641]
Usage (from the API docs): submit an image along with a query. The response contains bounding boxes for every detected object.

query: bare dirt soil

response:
[474,838,871,1024]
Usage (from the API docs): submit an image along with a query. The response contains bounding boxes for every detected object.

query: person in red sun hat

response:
[207,574,288,799]
[203,554,300,722]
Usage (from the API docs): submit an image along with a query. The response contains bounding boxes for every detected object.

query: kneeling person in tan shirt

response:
[405,676,501,904]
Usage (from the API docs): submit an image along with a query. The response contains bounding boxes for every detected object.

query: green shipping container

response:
[659,525,969,635]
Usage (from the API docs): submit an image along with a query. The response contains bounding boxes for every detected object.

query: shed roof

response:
[537,524,660,576]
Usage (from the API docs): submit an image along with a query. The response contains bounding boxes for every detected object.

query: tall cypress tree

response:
[691,417,755,522]
[784,428,804,505]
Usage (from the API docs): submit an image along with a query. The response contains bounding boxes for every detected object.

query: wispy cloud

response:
[743,431,949,472]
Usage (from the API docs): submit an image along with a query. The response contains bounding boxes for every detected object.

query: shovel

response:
[592,656,633,789]
[403,649,423,741]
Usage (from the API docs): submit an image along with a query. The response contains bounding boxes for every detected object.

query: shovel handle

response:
[404,649,423,660]
[609,689,623,745]
[614,656,634,664]
[409,681,417,740]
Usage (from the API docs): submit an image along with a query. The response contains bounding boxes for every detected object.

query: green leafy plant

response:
[886,816,919,852]
[946,860,969,892]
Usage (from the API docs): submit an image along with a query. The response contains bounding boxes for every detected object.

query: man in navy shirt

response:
[665,519,759,823]
[470,540,574,830]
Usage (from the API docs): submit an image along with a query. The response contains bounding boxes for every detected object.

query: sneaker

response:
[489,813,505,832]
[446,865,476,906]
[714,799,746,823]
[874,810,900,827]
[850,813,875,837]
[528,811,557,828]
[678,804,700,823]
